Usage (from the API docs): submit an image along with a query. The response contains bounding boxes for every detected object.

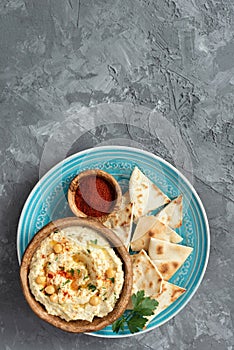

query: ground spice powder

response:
[75,175,116,217]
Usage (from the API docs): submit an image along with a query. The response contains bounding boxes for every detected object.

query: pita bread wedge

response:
[145,281,186,325]
[127,249,163,309]
[102,202,134,247]
[148,238,193,280]
[120,190,130,209]
[129,167,150,220]
[130,216,182,251]
[156,195,183,228]
[129,166,170,220]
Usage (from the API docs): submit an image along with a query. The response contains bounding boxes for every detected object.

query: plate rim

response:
[17,145,210,338]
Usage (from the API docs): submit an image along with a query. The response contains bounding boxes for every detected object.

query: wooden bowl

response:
[20,217,132,333]
[67,169,122,220]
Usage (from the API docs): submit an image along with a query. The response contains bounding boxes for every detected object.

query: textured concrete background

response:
[0,0,234,349]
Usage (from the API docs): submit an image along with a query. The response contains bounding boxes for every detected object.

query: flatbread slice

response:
[127,249,163,309]
[129,166,170,220]
[129,167,150,220]
[120,190,130,209]
[148,238,193,280]
[145,281,186,325]
[156,195,183,228]
[130,216,182,251]
[102,202,134,247]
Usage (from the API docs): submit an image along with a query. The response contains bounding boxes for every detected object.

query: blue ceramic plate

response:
[17,146,210,338]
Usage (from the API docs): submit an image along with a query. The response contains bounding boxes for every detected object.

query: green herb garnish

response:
[112,291,158,334]
[90,239,98,244]
[62,279,71,287]
[55,257,58,261]
[87,284,96,292]
[77,269,81,274]
[83,275,89,280]
[87,249,91,254]
[69,268,74,276]
[109,277,115,283]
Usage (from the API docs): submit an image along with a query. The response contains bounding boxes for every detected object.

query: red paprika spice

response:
[75,175,116,217]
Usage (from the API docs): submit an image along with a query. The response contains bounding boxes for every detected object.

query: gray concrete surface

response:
[0,0,233,349]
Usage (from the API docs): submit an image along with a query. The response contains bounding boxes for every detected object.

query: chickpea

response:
[89,296,100,306]
[53,243,63,254]
[49,293,58,303]
[49,240,58,247]
[71,280,79,291]
[45,285,56,295]
[72,253,86,263]
[106,268,115,279]
[35,276,47,285]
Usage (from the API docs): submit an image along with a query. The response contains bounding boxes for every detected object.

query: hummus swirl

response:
[28,226,124,322]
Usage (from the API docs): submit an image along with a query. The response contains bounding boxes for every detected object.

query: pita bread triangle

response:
[145,281,186,326]
[129,166,170,221]
[148,238,193,280]
[127,249,163,309]
[102,202,134,247]
[156,195,183,228]
[120,190,130,209]
[130,216,182,251]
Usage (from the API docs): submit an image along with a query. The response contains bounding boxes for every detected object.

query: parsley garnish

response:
[62,279,71,287]
[112,291,158,334]
[87,284,96,292]
[90,239,98,244]
[83,275,89,280]
[69,268,74,276]
[109,277,115,283]
[77,269,81,274]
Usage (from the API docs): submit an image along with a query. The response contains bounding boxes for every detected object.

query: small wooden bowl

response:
[68,169,122,220]
[20,217,132,333]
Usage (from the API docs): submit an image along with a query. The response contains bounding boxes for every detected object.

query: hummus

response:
[28,226,124,322]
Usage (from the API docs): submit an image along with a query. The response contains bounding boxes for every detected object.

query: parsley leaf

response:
[112,316,125,333]
[112,290,158,334]
[127,314,147,334]
[69,268,74,276]
[62,279,71,287]
[131,290,145,309]
[109,277,115,283]
[87,284,96,292]
[133,292,159,316]
[90,239,98,244]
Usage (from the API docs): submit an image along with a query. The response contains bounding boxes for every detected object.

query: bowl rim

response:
[67,169,122,219]
[20,217,132,333]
